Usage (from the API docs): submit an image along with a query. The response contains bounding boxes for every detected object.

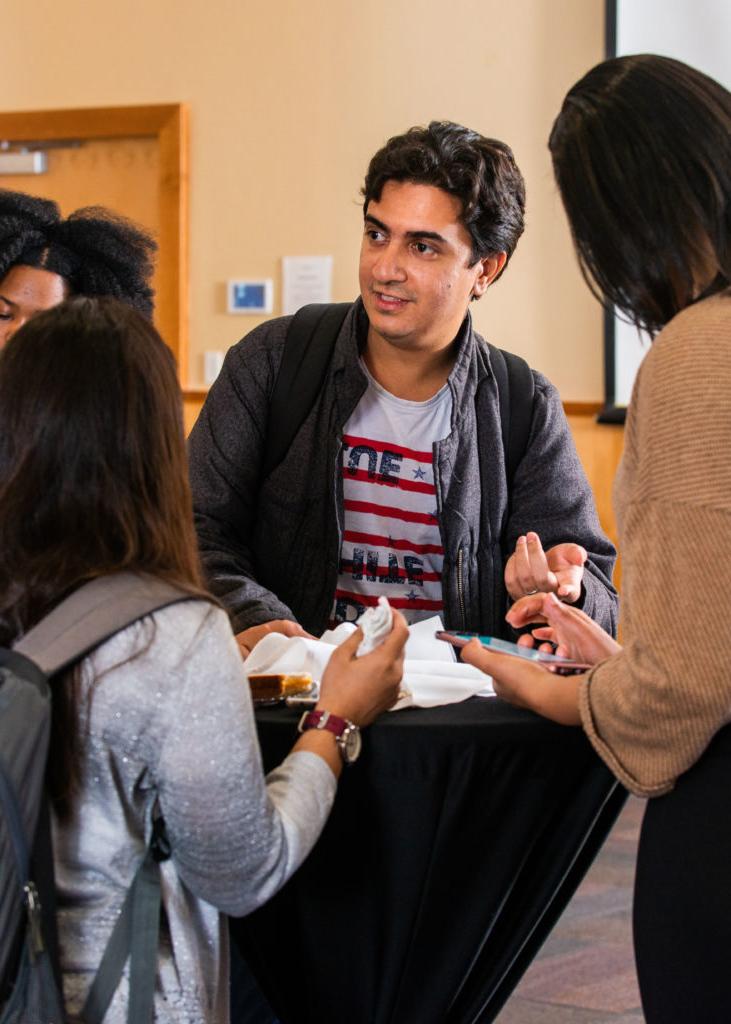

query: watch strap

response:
[298,709,350,738]
[298,709,361,765]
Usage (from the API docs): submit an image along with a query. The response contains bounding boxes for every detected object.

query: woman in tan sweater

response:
[462,55,731,1023]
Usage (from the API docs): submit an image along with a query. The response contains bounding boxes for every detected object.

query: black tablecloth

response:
[231,697,626,1024]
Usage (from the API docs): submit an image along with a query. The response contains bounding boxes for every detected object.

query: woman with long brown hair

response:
[0,296,406,1022]
[462,54,731,1022]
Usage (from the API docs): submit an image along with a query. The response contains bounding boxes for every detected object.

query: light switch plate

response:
[227,279,273,314]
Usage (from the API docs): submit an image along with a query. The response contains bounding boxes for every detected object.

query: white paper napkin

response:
[355,596,393,656]
[243,634,334,679]
[243,616,494,709]
[403,615,459,663]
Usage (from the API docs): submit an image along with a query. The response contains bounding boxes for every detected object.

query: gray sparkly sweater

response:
[53,599,336,1023]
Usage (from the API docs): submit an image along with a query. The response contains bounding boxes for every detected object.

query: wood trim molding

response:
[0,103,188,379]
[0,104,183,141]
[155,105,189,382]
[563,401,603,417]
[184,391,611,420]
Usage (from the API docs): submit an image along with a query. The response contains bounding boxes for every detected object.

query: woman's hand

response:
[508,592,621,665]
[317,611,409,727]
[460,640,582,726]
[505,532,587,604]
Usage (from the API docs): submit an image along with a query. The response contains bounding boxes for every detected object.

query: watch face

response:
[340,725,362,764]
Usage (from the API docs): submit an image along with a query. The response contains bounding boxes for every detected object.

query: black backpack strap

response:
[14,572,197,677]
[80,816,170,1024]
[29,798,61,993]
[488,344,535,491]
[262,302,352,480]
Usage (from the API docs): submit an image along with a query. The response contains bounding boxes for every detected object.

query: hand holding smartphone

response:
[435,631,592,672]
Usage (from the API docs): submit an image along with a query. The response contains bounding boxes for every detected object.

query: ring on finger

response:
[524,588,539,596]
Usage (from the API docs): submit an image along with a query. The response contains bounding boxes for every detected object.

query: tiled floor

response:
[496,797,646,1023]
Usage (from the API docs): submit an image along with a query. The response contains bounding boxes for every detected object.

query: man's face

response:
[359,180,500,353]
[0,264,69,348]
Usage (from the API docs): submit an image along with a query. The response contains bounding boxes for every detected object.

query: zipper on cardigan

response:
[456,546,466,629]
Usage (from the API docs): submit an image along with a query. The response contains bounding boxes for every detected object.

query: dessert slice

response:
[248,672,313,702]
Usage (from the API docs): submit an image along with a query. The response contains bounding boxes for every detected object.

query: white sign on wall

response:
[282,256,333,315]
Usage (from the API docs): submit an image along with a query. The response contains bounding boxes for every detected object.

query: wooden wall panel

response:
[184,391,205,436]
[567,415,625,589]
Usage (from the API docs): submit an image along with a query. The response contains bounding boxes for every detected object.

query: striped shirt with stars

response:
[332,361,453,625]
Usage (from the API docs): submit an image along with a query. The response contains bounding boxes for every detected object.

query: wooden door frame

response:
[0,104,189,381]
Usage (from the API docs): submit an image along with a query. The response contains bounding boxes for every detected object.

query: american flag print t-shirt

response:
[332,362,453,625]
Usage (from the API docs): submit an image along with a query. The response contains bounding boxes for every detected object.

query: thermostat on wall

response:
[227,279,273,314]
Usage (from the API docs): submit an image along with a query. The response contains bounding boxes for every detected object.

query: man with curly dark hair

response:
[189,121,618,656]
[0,188,155,347]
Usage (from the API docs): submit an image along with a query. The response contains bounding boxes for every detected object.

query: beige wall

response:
[1,0,605,399]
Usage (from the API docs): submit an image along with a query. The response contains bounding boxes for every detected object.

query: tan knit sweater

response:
[578,288,731,797]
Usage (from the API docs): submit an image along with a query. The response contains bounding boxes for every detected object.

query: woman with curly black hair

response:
[0,188,155,347]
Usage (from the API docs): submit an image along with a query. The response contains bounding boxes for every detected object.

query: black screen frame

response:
[597,0,627,424]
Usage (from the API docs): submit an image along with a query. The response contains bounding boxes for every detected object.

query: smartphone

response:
[435,631,591,671]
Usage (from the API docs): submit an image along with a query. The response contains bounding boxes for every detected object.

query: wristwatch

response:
[298,709,362,765]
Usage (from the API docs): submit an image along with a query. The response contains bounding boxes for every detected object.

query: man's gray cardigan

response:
[188,301,617,639]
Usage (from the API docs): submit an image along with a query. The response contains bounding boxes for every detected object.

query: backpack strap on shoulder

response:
[262,302,352,480]
[487,344,535,490]
[12,575,196,1024]
[14,572,196,678]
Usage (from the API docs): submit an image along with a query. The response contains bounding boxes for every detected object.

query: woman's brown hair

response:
[549,54,731,335]
[0,297,207,808]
